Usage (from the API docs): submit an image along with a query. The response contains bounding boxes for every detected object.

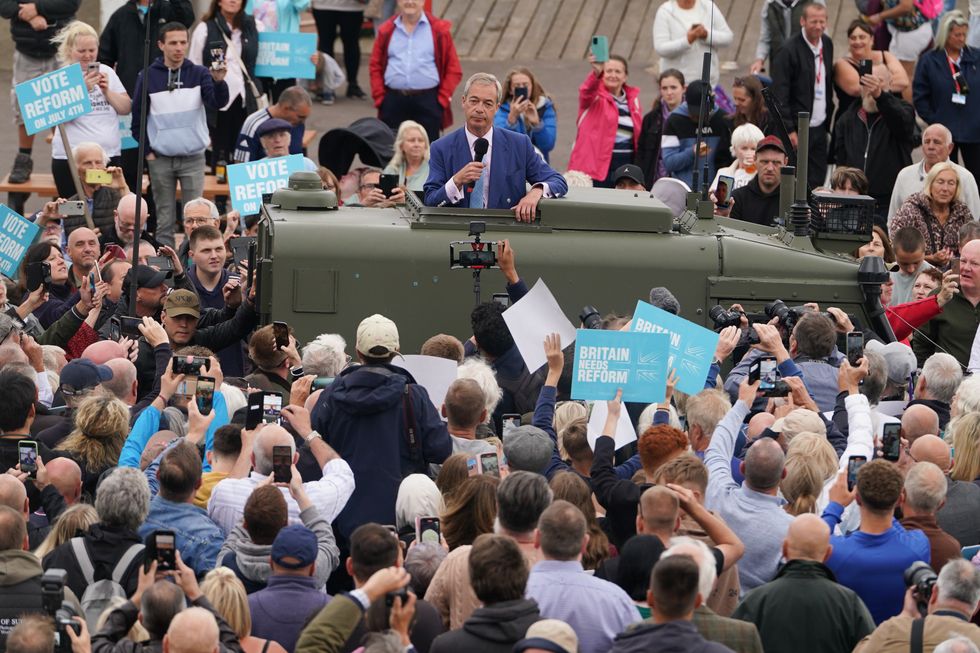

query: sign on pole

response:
[631,301,720,395]
[227,154,305,215]
[0,205,40,277]
[15,63,92,136]
[571,329,669,403]
[255,33,317,80]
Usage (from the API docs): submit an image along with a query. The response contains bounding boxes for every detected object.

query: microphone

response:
[649,287,681,315]
[473,138,489,163]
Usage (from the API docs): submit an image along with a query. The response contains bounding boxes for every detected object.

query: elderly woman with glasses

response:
[891,161,974,267]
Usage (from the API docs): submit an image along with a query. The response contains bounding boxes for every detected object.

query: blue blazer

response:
[423,127,568,208]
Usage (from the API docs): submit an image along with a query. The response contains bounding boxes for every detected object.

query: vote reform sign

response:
[15,63,92,136]
[255,33,317,80]
[631,301,720,396]
[571,329,669,403]
[227,154,305,215]
[0,205,40,277]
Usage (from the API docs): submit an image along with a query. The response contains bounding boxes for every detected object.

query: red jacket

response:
[887,296,943,342]
[369,12,462,130]
[567,71,642,181]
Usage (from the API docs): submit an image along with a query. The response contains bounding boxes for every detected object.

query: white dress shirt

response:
[804,29,827,127]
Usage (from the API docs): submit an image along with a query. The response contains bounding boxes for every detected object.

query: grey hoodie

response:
[216,505,339,589]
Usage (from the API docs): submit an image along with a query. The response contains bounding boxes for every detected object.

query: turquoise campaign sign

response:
[119,114,138,150]
[255,32,317,80]
[227,154,305,215]
[15,63,92,136]
[571,329,669,403]
[631,300,720,395]
[0,205,40,277]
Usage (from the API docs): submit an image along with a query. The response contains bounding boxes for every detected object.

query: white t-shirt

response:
[51,63,127,160]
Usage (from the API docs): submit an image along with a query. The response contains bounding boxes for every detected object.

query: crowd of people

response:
[6,0,980,653]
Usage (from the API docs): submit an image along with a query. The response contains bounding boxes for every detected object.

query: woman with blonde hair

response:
[891,161,974,267]
[549,471,610,569]
[382,120,430,192]
[49,21,132,199]
[201,568,287,653]
[554,402,587,458]
[59,395,130,498]
[781,433,839,516]
[33,504,99,560]
[950,413,980,485]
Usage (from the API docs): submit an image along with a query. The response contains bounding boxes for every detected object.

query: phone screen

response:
[882,423,902,462]
[18,442,37,475]
[195,377,215,415]
[952,258,961,275]
[416,516,441,544]
[120,316,143,338]
[245,391,263,430]
[273,322,289,350]
[109,317,122,342]
[758,358,778,390]
[502,414,521,434]
[155,532,176,571]
[847,456,867,491]
[716,175,734,208]
[272,445,292,483]
[492,293,511,308]
[466,456,478,476]
[479,452,500,478]
[846,331,864,366]
[263,393,283,424]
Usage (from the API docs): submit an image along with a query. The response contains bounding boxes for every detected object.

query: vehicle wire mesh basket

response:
[809,193,875,238]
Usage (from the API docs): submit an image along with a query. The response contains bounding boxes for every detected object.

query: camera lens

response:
[579,305,602,330]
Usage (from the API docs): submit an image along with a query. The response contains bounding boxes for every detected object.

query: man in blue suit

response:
[424,72,567,222]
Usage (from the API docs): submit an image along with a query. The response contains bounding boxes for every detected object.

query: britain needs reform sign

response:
[631,301,720,396]
[15,63,92,136]
[0,205,40,277]
[254,32,317,80]
[571,329,669,403]
[227,154,305,215]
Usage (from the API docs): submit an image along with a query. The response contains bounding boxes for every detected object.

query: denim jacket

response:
[139,495,224,576]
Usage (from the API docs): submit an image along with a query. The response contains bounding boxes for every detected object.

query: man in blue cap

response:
[248,524,329,651]
[36,358,113,449]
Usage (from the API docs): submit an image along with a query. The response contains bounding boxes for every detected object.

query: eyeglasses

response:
[185,216,215,225]
[360,183,379,190]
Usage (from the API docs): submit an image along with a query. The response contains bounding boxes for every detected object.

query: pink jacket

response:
[567,71,642,181]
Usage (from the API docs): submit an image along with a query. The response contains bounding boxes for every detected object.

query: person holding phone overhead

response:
[494,67,558,163]
[567,50,642,188]
[48,21,132,200]
[833,21,908,121]
[652,0,733,88]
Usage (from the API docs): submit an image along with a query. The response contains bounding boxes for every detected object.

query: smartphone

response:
[416,516,441,544]
[312,377,334,390]
[172,355,209,376]
[262,392,283,425]
[88,272,97,296]
[591,35,609,63]
[859,58,873,77]
[846,331,864,367]
[119,316,143,338]
[84,169,113,185]
[146,256,174,271]
[491,293,511,308]
[18,441,38,478]
[514,86,528,101]
[502,413,521,434]
[57,200,86,216]
[479,452,500,478]
[25,262,48,292]
[230,237,255,269]
[272,445,292,483]
[273,321,289,350]
[379,173,399,198]
[952,258,961,275]
[748,359,761,384]
[105,243,127,260]
[108,316,122,342]
[882,423,902,462]
[154,531,176,571]
[466,456,479,476]
[757,356,778,391]
[847,455,867,491]
[716,175,734,209]
[87,62,99,74]
[245,391,263,429]
[195,376,215,415]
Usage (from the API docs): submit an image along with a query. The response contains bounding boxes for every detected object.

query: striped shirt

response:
[612,93,634,154]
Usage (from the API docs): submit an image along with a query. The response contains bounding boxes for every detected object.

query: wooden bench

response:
[1,173,232,203]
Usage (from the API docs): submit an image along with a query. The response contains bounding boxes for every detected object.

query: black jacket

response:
[636,100,669,191]
[611,620,733,653]
[590,435,651,549]
[730,177,782,226]
[731,559,874,653]
[64,188,124,237]
[833,92,917,205]
[771,32,835,132]
[0,0,79,58]
[200,14,259,79]
[429,599,541,653]
[91,595,242,653]
[98,0,196,94]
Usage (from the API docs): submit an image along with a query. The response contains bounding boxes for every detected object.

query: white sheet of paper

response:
[392,355,458,415]
[587,401,637,451]
[502,278,578,372]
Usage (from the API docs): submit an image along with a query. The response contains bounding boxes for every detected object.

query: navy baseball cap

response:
[60,358,112,396]
[271,524,317,569]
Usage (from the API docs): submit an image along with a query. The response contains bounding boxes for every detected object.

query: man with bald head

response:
[911,435,980,547]
[901,404,940,445]
[0,469,62,549]
[890,123,980,220]
[901,462,960,571]
[67,227,101,289]
[104,358,139,406]
[914,239,980,367]
[706,378,794,593]
[207,421,355,535]
[164,608,220,653]
[733,514,874,653]
[104,193,149,248]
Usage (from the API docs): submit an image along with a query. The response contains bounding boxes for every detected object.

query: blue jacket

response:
[132,57,230,157]
[248,575,329,652]
[493,98,558,161]
[119,397,229,474]
[914,47,980,144]
[311,364,452,541]
[423,127,568,208]
[661,103,733,189]
[139,495,224,577]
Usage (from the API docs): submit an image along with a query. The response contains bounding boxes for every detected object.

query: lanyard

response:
[948,56,962,93]
[815,46,823,84]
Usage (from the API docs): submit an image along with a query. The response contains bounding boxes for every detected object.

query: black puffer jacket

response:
[0,0,79,58]
[429,599,541,653]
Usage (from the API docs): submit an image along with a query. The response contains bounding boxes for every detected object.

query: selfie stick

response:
[128,0,155,311]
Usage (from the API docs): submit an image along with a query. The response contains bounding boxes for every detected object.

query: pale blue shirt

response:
[384,13,440,91]
[525,559,639,653]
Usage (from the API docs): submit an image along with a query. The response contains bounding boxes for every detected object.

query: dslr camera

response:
[42,569,81,653]
[708,305,760,346]
[450,221,497,270]
[579,305,602,330]
[904,561,938,617]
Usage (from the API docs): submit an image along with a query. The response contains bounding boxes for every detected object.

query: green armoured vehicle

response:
[252,174,892,350]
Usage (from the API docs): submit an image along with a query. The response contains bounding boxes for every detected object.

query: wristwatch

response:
[305,430,322,443]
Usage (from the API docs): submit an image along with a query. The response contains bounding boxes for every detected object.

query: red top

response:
[886,295,943,342]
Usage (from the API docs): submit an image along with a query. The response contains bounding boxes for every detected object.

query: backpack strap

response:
[111,544,145,584]
[69,537,96,586]
[910,617,925,653]
[403,384,418,452]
